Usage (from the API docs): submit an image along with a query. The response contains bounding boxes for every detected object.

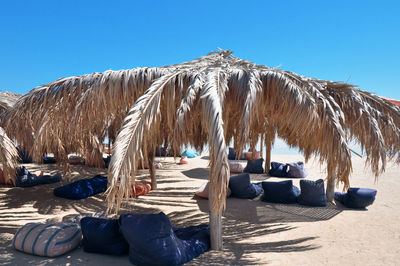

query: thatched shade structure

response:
[0,92,21,184]
[4,50,400,249]
[3,68,165,168]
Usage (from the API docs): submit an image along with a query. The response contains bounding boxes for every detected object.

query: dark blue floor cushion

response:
[16,147,32,163]
[335,188,377,209]
[269,162,288,177]
[80,217,128,255]
[297,179,327,207]
[228,147,237,160]
[287,161,308,178]
[243,158,264,174]
[229,173,262,199]
[43,156,57,164]
[119,212,210,266]
[15,167,61,187]
[53,175,107,200]
[261,180,300,204]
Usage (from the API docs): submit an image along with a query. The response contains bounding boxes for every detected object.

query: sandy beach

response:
[0,154,399,265]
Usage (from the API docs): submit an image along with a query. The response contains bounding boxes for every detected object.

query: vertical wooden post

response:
[326,174,336,202]
[210,211,222,250]
[148,153,157,190]
[264,134,272,174]
[209,188,223,250]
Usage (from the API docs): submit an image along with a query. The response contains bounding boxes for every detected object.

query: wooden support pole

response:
[326,173,336,202]
[209,188,223,250]
[210,211,222,250]
[265,139,272,174]
[148,153,157,190]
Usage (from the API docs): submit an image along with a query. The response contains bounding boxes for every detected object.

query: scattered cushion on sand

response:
[180,150,200,158]
[119,212,210,266]
[179,156,189,165]
[229,162,243,173]
[13,222,81,257]
[68,155,85,165]
[53,175,107,200]
[80,217,129,255]
[297,179,327,207]
[228,147,237,160]
[229,173,262,199]
[335,188,377,209]
[287,161,308,178]
[194,182,231,199]
[17,147,32,163]
[43,156,56,164]
[243,158,264,174]
[129,180,152,197]
[15,167,61,188]
[261,180,300,204]
[243,151,261,160]
[269,162,289,177]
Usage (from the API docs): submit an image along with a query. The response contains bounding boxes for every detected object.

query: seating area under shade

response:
[197,157,377,210]
[12,212,210,265]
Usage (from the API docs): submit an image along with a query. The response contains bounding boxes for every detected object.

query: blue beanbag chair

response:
[228,147,236,160]
[297,179,327,207]
[287,161,308,178]
[15,167,62,187]
[119,212,210,266]
[243,158,264,174]
[16,147,32,163]
[261,180,300,204]
[335,188,377,209]
[229,173,262,199]
[53,175,107,200]
[43,156,57,164]
[180,150,200,158]
[268,162,288,177]
[80,217,128,255]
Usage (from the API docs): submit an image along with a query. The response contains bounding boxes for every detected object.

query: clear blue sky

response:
[1,0,399,99]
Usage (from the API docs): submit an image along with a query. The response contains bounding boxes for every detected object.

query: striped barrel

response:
[13,222,82,257]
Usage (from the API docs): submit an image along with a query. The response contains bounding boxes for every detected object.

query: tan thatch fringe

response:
[0,127,19,184]
[3,50,400,212]
[0,92,21,184]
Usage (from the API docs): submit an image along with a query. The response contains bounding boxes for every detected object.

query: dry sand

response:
[0,154,399,265]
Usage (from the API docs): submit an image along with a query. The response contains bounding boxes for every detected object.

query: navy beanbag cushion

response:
[16,147,32,163]
[269,162,288,177]
[53,175,107,200]
[80,217,128,255]
[261,180,300,204]
[119,212,210,266]
[43,156,57,164]
[229,173,262,199]
[297,179,327,207]
[243,158,264,174]
[228,148,237,160]
[335,188,377,209]
[15,167,61,187]
[287,161,308,178]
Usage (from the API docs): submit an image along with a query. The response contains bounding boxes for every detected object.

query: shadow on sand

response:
[0,161,348,265]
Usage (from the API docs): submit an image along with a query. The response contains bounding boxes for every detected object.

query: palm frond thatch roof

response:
[107,51,400,215]
[3,50,400,214]
[0,91,21,183]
